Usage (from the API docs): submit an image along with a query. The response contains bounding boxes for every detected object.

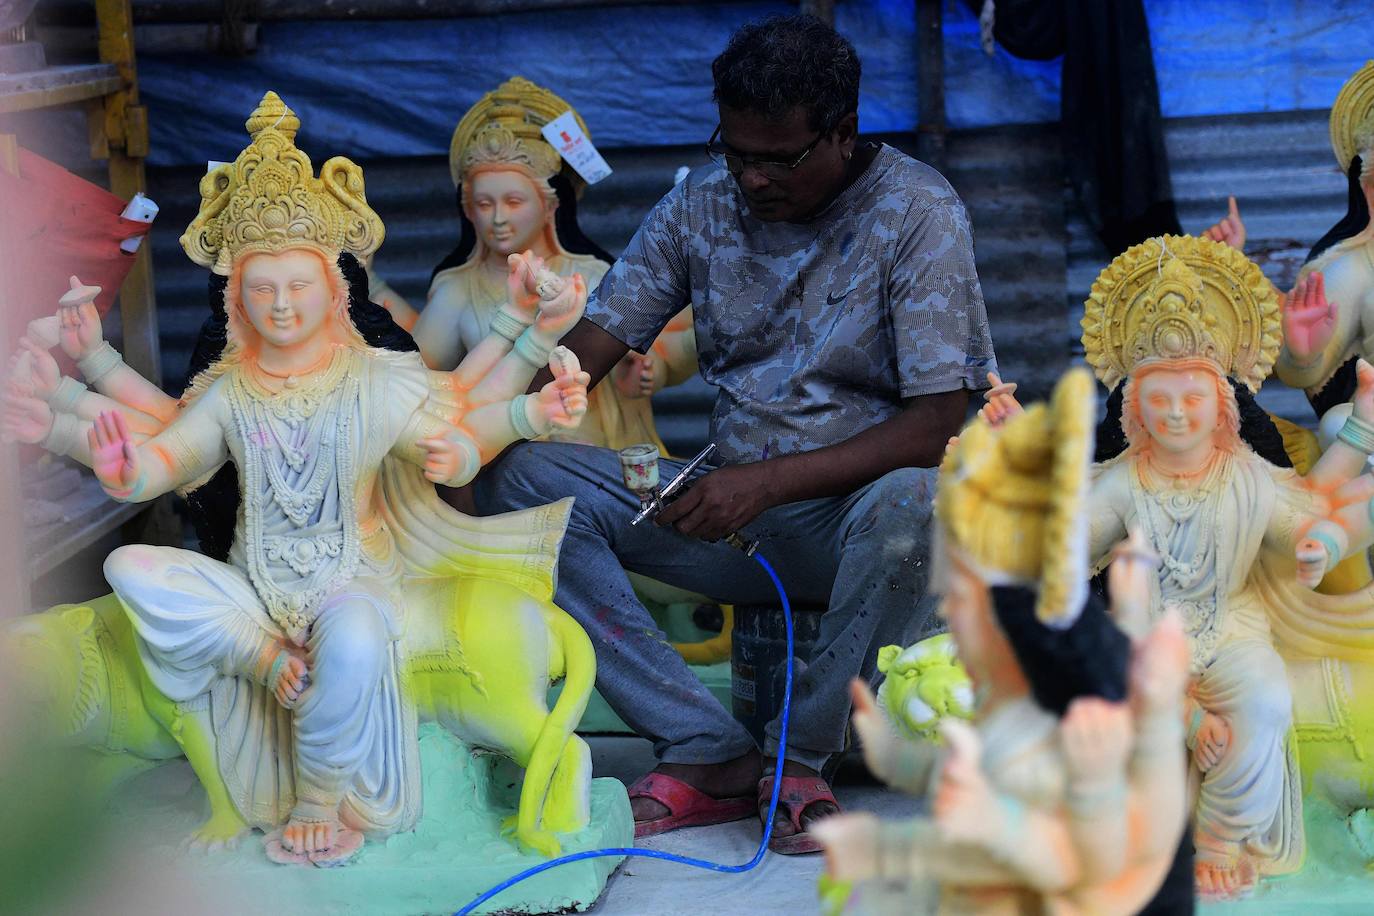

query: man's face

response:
[717,105,852,223]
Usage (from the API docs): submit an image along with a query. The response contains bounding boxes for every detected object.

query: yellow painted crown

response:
[1331,60,1374,174]
[1080,235,1280,393]
[448,76,590,190]
[936,368,1094,627]
[180,91,385,275]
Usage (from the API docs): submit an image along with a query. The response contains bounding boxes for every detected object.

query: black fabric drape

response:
[963,0,1183,254]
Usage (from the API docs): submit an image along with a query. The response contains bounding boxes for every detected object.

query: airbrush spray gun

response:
[618,443,759,556]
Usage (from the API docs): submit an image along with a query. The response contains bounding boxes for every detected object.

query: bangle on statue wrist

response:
[77,341,123,385]
[511,326,553,369]
[46,376,88,412]
[266,651,290,690]
[509,395,541,440]
[490,308,533,343]
[1185,705,1205,750]
[1308,528,1342,568]
[1338,415,1374,455]
[102,467,147,503]
[40,411,82,456]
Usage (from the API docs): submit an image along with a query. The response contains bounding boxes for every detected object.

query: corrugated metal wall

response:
[144,107,1343,455]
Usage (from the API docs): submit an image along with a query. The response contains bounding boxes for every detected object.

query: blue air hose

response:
[455,549,796,916]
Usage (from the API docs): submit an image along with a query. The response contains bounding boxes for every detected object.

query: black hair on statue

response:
[1310,357,1360,419]
[990,585,1130,717]
[1093,377,1293,469]
[1308,155,1368,265]
[711,14,860,133]
[430,170,613,284]
[182,251,417,559]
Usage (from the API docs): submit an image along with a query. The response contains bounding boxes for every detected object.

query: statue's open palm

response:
[88,410,140,493]
[2,386,53,444]
[58,292,105,361]
[9,337,61,400]
[1282,273,1338,364]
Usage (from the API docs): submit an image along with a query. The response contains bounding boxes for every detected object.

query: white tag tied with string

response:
[541,111,612,185]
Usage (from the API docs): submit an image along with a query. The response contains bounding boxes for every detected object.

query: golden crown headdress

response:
[180,91,384,275]
[448,77,590,191]
[1331,61,1374,174]
[936,368,1094,628]
[1080,235,1280,393]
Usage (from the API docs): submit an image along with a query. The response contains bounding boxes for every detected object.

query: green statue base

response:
[108,723,631,915]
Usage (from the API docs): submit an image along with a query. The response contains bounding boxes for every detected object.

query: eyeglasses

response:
[705,124,827,181]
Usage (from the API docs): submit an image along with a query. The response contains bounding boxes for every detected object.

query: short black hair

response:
[711,14,861,133]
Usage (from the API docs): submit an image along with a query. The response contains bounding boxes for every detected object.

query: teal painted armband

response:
[509,395,541,441]
[1337,415,1374,455]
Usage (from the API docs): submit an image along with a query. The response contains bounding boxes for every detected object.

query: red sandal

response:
[627,772,756,839]
[757,773,841,855]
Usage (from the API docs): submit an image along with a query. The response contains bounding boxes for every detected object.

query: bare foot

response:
[764,760,841,843]
[1195,855,1257,899]
[284,816,338,855]
[631,748,762,824]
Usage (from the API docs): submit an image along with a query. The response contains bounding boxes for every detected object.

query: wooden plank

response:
[0,63,122,114]
[915,0,947,172]
[97,0,162,387]
[0,132,32,615]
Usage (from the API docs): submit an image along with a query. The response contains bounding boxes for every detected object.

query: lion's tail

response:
[519,606,596,842]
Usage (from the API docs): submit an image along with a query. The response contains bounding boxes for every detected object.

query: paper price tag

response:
[541,111,612,185]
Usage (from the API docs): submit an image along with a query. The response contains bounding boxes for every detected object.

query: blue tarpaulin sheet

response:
[139,0,1374,166]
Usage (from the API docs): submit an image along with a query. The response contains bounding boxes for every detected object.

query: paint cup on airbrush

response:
[618,443,660,509]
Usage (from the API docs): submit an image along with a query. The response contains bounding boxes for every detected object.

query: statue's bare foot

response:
[265,815,357,866]
[284,816,336,854]
[1195,855,1257,899]
[185,810,250,853]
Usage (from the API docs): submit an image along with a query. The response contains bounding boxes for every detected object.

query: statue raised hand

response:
[1282,272,1339,367]
[1202,196,1246,252]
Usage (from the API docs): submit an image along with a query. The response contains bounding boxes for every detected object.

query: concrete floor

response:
[583,735,918,916]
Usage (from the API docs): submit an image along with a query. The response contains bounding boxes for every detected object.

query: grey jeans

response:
[473,441,939,772]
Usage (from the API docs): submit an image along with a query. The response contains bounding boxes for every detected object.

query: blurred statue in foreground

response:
[815,369,1193,915]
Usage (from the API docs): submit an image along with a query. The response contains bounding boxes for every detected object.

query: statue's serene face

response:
[238,249,341,350]
[1136,368,1220,455]
[469,169,548,257]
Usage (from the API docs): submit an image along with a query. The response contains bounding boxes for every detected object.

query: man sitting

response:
[475,13,996,854]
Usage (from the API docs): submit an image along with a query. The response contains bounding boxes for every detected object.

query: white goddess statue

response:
[984,235,1374,898]
[2,92,594,867]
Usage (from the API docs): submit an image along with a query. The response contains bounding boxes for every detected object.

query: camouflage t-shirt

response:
[586,143,997,464]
